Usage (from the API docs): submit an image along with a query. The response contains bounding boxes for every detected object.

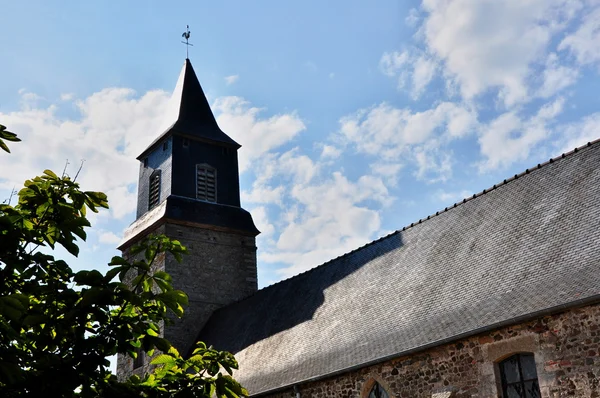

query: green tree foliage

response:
[0,124,21,153]
[0,124,247,397]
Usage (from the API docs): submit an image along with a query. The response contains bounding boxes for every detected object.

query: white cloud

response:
[379,51,438,98]
[413,143,453,183]
[537,53,579,98]
[105,185,137,219]
[261,172,391,277]
[224,75,239,85]
[380,51,410,78]
[250,206,275,238]
[478,98,565,170]
[556,112,600,153]
[278,149,318,184]
[98,231,122,245]
[17,89,44,110]
[559,6,600,67]
[0,88,171,219]
[1,89,305,224]
[433,189,473,203]
[213,96,306,172]
[405,8,421,27]
[243,148,319,207]
[412,55,438,98]
[369,161,404,187]
[60,93,75,101]
[373,0,596,175]
[239,146,394,279]
[319,144,342,160]
[418,0,583,106]
[242,183,285,206]
[336,101,477,181]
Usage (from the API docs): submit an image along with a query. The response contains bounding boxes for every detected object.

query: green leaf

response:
[43,169,58,179]
[36,202,50,217]
[154,338,171,353]
[153,271,172,283]
[62,240,80,256]
[78,287,104,307]
[150,354,176,365]
[0,139,11,153]
[104,267,122,282]
[167,346,180,357]
[109,256,129,266]
[74,269,104,286]
[0,124,20,141]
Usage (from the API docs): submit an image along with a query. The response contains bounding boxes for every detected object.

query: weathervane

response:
[181,25,193,59]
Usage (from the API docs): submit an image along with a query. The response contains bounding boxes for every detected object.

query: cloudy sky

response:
[2,0,600,287]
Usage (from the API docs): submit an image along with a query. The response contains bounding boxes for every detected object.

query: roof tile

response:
[198,139,600,395]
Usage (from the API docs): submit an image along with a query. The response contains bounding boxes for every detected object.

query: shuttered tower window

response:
[148,171,161,210]
[196,165,216,203]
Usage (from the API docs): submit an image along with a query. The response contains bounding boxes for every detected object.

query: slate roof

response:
[138,59,239,160]
[197,140,600,396]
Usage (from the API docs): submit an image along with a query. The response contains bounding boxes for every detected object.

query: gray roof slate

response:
[197,140,600,396]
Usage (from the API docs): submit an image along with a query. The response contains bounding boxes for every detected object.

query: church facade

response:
[117,59,600,397]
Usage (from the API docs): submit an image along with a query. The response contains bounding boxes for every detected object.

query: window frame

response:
[367,382,389,398]
[361,378,392,398]
[148,170,161,210]
[196,164,217,203]
[499,353,541,398]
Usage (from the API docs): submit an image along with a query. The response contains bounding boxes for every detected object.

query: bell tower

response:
[117,58,259,374]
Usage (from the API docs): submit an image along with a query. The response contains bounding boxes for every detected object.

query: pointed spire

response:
[139,59,239,159]
[171,59,239,147]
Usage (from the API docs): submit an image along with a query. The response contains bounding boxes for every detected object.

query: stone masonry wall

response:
[163,222,258,354]
[265,303,600,398]
[116,225,168,380]
[116,221,258,380]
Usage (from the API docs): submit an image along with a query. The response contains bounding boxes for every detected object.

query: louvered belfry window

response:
[196,165,217,203]
[148,171,161,210]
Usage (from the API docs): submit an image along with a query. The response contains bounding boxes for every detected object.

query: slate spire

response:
[170,59,239,147]
[138,58,238,159]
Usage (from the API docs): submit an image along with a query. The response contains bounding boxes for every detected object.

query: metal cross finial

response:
[181,25,193,59]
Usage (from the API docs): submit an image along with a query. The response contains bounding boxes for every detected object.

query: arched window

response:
[148,170,161,210]
[196,164,216,203]
[499,353,541,397]
[368,382,389,398]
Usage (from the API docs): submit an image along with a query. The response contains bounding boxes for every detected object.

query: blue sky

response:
[2,0,600,286]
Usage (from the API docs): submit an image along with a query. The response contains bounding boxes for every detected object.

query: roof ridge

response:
[230,138,600,301]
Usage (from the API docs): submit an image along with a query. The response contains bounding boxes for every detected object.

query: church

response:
[116,58,600,397]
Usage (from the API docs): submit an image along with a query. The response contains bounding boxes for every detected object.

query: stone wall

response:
[116,220,258,380]
[162,222,258,352]
[116,225,167,380]
[265,302,600,398]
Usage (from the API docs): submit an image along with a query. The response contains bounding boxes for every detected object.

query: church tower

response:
[117,58,259,374]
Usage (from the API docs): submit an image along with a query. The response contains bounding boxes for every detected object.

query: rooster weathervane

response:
[181,25,193,58]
